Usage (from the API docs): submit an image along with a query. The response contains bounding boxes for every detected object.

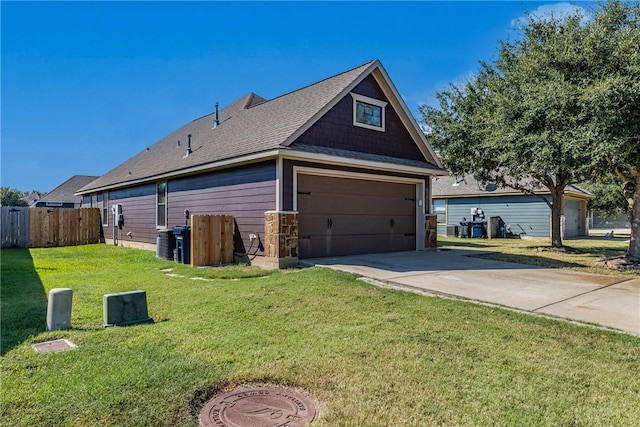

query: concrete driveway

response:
[301,249,640,337]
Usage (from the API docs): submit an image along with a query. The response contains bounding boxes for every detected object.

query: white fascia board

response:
[369,66,444,169]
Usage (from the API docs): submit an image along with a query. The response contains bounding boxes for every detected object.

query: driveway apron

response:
[302,249,640,336]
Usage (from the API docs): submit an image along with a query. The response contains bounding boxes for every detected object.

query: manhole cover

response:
[199,387,316,427]
[32,339,76,353]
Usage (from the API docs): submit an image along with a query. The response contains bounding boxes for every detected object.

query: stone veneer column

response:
[425,214,438,249]
[264,211,299,269]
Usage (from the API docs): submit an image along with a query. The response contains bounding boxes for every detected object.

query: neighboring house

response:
[77,60,446,266]
[432,174,594,238]
[35,175,99,208]
[23,192,40,207]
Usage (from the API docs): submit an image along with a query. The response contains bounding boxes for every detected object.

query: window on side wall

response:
[351,93,387,132]
[102,192,109,226]
[157,182,167,228]
[433,199,446,224]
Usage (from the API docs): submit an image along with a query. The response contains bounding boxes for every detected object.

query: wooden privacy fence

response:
[1,207,29,248]
[190,214,234,267]
[1,207,101,248]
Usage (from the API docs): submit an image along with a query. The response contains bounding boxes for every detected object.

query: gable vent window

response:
[351,93,387,132]
[156,182,167,228]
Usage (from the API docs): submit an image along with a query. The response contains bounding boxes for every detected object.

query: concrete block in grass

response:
[47,288,73,331]
[103,290,153,327]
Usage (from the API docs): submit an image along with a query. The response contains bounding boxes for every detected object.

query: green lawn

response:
[439,236,640,278]
[1,244,639,426]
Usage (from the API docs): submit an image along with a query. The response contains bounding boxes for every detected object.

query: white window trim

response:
[102,192,109,226]
[351,92,387,132]
[156,181,167,229]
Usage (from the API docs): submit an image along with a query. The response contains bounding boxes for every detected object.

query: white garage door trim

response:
[293,166,427,250]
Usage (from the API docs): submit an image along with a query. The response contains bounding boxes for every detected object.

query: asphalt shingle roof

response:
[39,175,100,204]
[432,174,593,199]
[79,61,387,193]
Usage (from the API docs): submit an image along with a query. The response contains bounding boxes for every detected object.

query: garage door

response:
[297,174,416,258]
[564,199,581,237]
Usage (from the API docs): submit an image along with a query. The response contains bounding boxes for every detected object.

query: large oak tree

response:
[421,1,639,261]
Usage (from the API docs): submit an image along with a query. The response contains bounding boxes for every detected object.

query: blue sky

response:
[1,1,591,192]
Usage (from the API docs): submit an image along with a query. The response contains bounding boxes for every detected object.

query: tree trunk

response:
[627,179,640,262]
[550,191,564,248]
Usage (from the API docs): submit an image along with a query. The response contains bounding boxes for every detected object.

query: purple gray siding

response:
[101,162,276,252]
[106,192,157,244]
[169,180,275,254]
[293,75,425,162]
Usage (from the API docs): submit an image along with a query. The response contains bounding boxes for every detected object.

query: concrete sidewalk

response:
[301,249,640,337]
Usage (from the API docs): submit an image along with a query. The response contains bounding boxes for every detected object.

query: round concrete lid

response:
[199,387,316,427]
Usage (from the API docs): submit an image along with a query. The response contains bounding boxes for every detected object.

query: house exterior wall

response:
[168,162,276,255]
[105,184,157,245]
[293,75,425,162]
[436,195,590,238]
[440,195,552,238]
[96,161,276,253]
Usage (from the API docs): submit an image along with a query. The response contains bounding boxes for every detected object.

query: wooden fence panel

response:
[1,207,29,248]
[27,208,101,248]
[80,208,100,245]
[190,215,234,267]
[1,207,100,248]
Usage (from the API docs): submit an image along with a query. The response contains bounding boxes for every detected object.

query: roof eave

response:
[75,150,281,195]
[281,147,447,177]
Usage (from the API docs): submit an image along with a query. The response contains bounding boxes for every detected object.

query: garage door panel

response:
[299,193,414,216]
[299,176,414,198]
[297,174,418,258]
[299,213,415,236]
[299,234,415,258]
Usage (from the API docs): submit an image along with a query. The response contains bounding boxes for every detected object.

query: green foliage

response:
[2,245,639,426]
[581,173,630,217]
[421,0,640,253]
[0,187,29,207]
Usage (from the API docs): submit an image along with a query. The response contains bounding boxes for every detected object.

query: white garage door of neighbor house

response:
[564,199,581,237]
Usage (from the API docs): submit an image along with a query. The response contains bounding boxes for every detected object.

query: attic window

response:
[351,93,387,132]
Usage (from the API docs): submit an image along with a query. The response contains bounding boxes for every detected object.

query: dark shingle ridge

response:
[250,60,376,107]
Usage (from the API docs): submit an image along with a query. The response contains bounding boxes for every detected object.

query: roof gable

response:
[291,74,428,163]
[40,175,99,203]
[79,60,443,194]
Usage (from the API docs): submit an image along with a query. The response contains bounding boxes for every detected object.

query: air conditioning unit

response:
[446,225,459,237]
[156,229,175,260]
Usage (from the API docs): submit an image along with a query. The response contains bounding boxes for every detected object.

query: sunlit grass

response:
[439,236,638,278]
[2,245,639,426]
